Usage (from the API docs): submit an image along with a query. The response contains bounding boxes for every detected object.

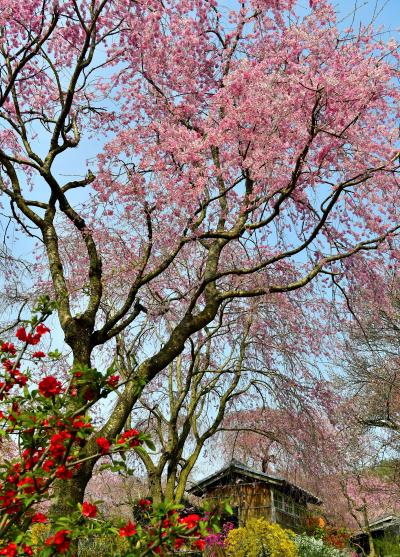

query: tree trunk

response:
[148,472,164,504]
[367,533,376,557]
[50,332,94,518]
[50,473,88,518]
[361,505,376,557]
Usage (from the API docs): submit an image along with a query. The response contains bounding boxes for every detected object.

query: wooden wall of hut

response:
[202,482,273,525]
[199,482,308,532]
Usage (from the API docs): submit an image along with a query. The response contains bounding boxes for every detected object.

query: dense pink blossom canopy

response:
[0,0,399,324]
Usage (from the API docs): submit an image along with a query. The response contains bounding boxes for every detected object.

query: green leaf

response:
[224,502,234,515]
[48,349,62,360]
[144,438,156,451]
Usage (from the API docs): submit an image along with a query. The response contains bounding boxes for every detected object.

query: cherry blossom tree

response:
[121,290,323,503]
[0,0,399,515]
[338,269,400,436]
[217,400,400,546]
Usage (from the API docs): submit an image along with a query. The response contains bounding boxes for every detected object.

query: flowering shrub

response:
[304,516,351,550]
[0,302,223,555]
[295,535,349,557]
[225,518,297,557]
[205,522,235,556]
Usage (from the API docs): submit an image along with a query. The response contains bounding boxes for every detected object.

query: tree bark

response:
[148,472,164,504]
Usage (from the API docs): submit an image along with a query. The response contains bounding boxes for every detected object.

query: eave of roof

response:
[351,515,400,538]
[188,461,321,505]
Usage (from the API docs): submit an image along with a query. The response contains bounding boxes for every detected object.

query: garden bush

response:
[295,534,349,557]
[374,537,400,557]
[225,518,297,557]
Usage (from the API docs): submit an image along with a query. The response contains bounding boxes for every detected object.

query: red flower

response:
[45,530,71,554]
[178,514,201,529]
[71,416,91,430]
[16,327,42,345]
[117,428,141,448]
[2,360,13,372]
[32,351,46,358]
[119,521,137,537]
[6,472,19,484]
[1,342,16,355]
[42,459,55,473]
[55,465,73,479]
[38,376,62,398]
[174,538,185,550]
[22,546,33,556]
[82,502,97,518]
[96,437,110,454]
[139,498,152,508]
[49,432,71,458]
[17,477,36,494]
[36,323,50,335]
[26,333,41,345]
[0,543,17,556]
[16,327,27,342]
[31,512,47,523]
[0,489,21,514]
[192,539,206,550]
[107,375,120,387]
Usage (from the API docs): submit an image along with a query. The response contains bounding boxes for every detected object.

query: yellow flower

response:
[225,518,298,557]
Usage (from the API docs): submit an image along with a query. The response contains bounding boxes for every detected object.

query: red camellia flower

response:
[178,514,201,529]
[96,437,110,454]
[0,543,17,556]
[42,459,55,473]
[36,323,50,335]
[31,512,47,523]
[27,333,41,345]
[174,538,185,550]
[1,342,16,355]
[119,521,137,537]
[82,502,97,518]
[117,428,141,448]
[71,416,91,430]
[16,327,27,342]
[45,530,71,554]
[49,431,71,458]
[17,477,37,495]
[38,376,62,398]
[32,351,46,358]
[107,375,120,388]
[55,465,73,480]
[192,539,206,550]
[16,327,42,345]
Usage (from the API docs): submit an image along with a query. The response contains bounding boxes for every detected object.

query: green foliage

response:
[374,536,400,557]
[225,518,298,557]
[78,535,129,557]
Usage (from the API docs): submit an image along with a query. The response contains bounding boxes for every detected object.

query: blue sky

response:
[333,0,399,31]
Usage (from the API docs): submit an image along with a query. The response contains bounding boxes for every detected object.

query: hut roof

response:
[369,514,400,530]
[188,459,321,504]
[352,514,400,539]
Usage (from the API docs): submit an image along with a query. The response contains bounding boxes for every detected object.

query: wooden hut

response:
[351,514,400,555]
[188,460,321,532]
